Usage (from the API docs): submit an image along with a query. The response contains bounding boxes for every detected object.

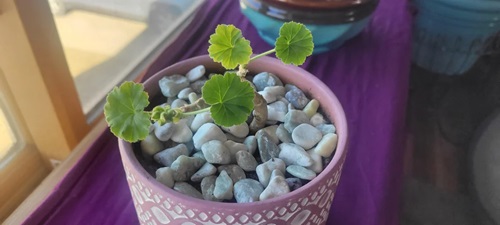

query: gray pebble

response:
[256,125,279,144]
[173,182,203,199]
[190,78,207,93]
[234,179,264,203]
[192,151,206,160]
[185,115,195,129]
[218,165,246,183]
[154,122,176,142]
[265,120,278,126]
[171,121,193,143]
[278,143,313,167]
[258,90,275,104]
[190,112,214,132]
[259,175,290,201]
[171,99,187,108]
[188,92,199,104]
[292,123,323,149]
[285,178,303,191]
[154,144,189,167]
[257,131,280,162]
[214,171,233,200]
[201,140,231,164]
[222,123,249,138]
[256,158,286,187]
[285,88,309,109]
[307,149,323,173]
[288,103,295,111]
[156,167,175,188]
[284,110,310,133]
[264,86,285,99]
[244,136,257,155]
[225,133,246,143]
[313,133,338,157]
[224,140,248,163]
[170,155,205,181]
[177,87,193,100]
[191,162,217,182]
[285,84,298,92]
[159,75,189,97]
[185,140,195,154]
[276,124,293,143]
[278,96,289,105]
[193,123,227,150]
[252,72,283,91]
[165,97,175,106]
[286,165,316,180]
[303,99,320,118]
[235,151,258,171]
[201,176,220,201]
[316,124,336,135]
[271,168,285,180]
[186,65,205,82]
[141,134,164,157]
[310,113,327,127]
[267,101,288,122]
[259,86,286,103]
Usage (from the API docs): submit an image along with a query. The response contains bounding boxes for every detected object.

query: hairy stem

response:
[182,107,210,116]
[249,49,276,62]
[249,92,268,133]
[180,98,209,112]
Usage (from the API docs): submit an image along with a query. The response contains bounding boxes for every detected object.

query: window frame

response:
[0,0,91,220]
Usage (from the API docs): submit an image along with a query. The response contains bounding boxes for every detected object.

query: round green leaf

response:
[202,72,254,127]
[208,24,252,69]
[104,81,151,142]
[275,22,314,66]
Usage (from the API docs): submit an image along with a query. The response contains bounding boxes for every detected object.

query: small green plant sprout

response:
[104,22,313,142]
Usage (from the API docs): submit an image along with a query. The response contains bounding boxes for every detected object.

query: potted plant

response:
[105,22,348,225]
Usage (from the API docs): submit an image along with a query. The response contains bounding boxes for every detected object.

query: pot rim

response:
[119,55,349,208]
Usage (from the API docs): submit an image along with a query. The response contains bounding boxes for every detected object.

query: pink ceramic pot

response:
[119,55,348,225]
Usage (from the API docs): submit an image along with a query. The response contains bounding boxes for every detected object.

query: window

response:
[0,106,15,160]
[48,0,204,122]
[0,0,203,221]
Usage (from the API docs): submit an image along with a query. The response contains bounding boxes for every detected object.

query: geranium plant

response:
[104,22,313,142]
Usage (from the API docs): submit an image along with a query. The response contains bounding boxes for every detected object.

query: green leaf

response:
[275,22,314,66]
[202,72,254,127]
[208,24,252,69]
[104,81,151,142]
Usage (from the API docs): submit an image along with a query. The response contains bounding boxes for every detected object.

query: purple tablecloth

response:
[23,0,411,224]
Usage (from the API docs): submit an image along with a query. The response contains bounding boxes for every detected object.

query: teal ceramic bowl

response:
[240,0,378,54]
[412,0,500,75]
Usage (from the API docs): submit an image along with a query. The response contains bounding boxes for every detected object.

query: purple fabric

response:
[23,0,411,224]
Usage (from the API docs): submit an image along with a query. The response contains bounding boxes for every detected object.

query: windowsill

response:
[4,118,108,225]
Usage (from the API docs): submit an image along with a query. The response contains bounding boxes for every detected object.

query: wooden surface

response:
[0,0,91,165]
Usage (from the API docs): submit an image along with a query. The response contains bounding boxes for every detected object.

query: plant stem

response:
[249,49,276,61]
[182,107,210,116]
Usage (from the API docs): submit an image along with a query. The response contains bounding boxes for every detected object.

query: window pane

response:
[0,105,16,160]
[48,0,203,121]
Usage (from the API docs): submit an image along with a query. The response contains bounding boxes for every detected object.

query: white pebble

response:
[222,123,249,138]
[313,133,338,157]
[186,65,206,82]
[292,123,323,149]
[278,143,314,167]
